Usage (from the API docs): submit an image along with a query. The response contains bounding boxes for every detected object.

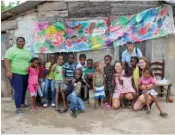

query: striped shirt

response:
[63,62,77,79]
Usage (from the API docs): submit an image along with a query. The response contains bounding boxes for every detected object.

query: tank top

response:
[94,72,104,87]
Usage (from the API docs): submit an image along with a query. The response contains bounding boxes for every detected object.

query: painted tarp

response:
[34,4,174,53]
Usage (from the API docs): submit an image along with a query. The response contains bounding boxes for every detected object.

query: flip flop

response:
[62,108,68,113]
[147,110,151,114]
[56,109,62,114]
[160,112,168,117]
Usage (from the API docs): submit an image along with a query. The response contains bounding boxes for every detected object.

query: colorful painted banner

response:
[34,4,174,53]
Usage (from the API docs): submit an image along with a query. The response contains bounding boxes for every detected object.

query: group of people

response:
[4,37,168,118]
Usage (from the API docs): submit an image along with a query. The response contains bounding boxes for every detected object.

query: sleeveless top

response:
[94,72,104,87]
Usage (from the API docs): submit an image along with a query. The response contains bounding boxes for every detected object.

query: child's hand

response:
[141,85,146,90]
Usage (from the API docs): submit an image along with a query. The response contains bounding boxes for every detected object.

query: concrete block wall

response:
[2,1,164,97]
[145,35,175,95]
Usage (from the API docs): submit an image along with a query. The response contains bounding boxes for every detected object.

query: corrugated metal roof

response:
[1,1,45,21]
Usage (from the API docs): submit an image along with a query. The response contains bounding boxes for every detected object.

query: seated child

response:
[67,69,85,118]
[139,67,168,117]
[120,67,136,107]
[130,56,140,95]
[113,61,124,109]
[93,62,105,109]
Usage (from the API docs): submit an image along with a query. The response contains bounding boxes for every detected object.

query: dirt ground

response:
[1,97,175,134]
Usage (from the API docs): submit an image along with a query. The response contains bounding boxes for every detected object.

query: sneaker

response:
[51,103,55,107]
[71,110,77,118]
[16,109,24,116]
[43,103,48,107]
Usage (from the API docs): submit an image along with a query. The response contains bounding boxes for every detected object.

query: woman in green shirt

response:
[4,37,32,115]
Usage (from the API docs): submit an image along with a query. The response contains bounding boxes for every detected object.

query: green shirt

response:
[54,65,64,81]
[84,67,96,76]
[4,46,32,75]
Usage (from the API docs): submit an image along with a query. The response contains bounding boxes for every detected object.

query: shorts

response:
[28,84,38,97]
[94,86,105,100]
[142,89,158,96]
[55,80,67,90]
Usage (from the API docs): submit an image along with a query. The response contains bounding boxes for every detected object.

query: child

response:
[43,54,57,107]
[67,69,85,118]
[53,55,67,113]
[120,66,136,107]
[28,57,39,112]
[76,54,87,71]
[84,59,96,89]
[139,68,168,117]
[63,53,77,95]
[113,61,124,109]
[84,59,96,103]
[130,56,140,94]
[93,62,105,109]
[37,58,45,104]
[104,55,115,109]
[76,54,87,102]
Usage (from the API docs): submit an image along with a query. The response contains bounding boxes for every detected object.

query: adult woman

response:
[4,37,32,115]
[122,42,143,68]
[133,57,153,111]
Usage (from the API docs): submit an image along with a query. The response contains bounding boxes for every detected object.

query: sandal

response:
[160,112,168,117]
[56,109,62,114]
[62,108,68,113]
[147,110,151,114]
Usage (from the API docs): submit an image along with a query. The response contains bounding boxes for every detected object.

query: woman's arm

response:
[4,59,12,79]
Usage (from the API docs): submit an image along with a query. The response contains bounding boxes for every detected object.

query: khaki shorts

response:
[55,80,67,90]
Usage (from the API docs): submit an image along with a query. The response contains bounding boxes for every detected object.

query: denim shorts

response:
[55,80,67,90]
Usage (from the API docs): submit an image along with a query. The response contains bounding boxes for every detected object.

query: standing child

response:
[43,55,57,107]
[139,68,168,117]
[67,69,85,118]
[28,57,39,112]
[53,55,68,113]
[93,62,105,109]
[37,58,45,104]
[120,66,136,107]
[63,53,77,95]
[76,54,87,71]
[130,56,140,94]
[76,54,87,102]
[84,59,96,103]
[104,55,115,109]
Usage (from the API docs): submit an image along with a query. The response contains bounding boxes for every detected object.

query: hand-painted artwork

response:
[34,4,174,53]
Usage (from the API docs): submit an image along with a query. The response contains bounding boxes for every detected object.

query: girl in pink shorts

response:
[28,57,39,112]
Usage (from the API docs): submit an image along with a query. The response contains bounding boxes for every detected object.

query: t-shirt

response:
[133,66,140,89]
[63,62,77,79]
[139,76,156,86]
[84,67,96,76]
[54,65,64,81]
[38,65,44,79]
[76,62,87,72]
[28,67,38,84]
[122,48,142,67]
[45,62,57,80]
[4,46,32,75]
